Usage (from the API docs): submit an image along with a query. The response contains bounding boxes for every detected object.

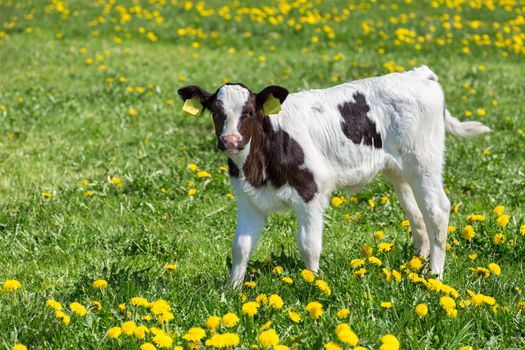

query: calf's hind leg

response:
[408,172,451,279]
[384,172,430,258]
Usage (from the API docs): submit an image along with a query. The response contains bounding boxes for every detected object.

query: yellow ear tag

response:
[182,97,203,117]
[263,93,282,116]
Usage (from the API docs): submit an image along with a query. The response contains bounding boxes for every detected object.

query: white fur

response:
[217,85,250,139]
[445,109,491,137]
[227,66,490,288]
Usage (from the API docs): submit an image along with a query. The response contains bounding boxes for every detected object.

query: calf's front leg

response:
[229,195,266,289]
[295,198,327,273]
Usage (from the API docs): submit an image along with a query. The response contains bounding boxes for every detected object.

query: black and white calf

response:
[178,66,490,288]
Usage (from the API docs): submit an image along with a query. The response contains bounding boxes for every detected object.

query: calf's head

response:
[178,83,288,155]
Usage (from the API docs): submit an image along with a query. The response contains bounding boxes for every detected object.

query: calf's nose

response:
[220,134,242,147]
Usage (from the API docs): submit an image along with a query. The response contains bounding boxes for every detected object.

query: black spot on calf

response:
[241,117,318,203]
[338,92,382,148]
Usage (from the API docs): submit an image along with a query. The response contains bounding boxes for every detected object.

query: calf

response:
[178,66,490,288]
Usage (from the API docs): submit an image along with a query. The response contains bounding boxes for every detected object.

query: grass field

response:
[1,0,525,349]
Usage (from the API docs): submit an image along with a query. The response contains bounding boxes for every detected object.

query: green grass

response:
[1,0,525,349]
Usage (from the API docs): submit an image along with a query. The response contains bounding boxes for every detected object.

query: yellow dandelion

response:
[205,333,240,347]
[197,170,211,178]
[274,346,289,350]
[46,299,62,311]
[381,301,393,309]
[182,327,206,342]
[301,269,315,283]
[164,263,177,271]
[368,256,383,266]
[446,308,458,318]
[41,191,54,198]
[111,177,123,188]
[288,310,301,323]
[315,280,332,296]
[140,343,156,350]
[352,267,367,279]
[242,301,259,316]
[415,303,428,317]
[92,279,108,289]
[206,315,220,329]
[331,196,345,207]
[461,225,475,240]
[3,279,22,292]
[350,258,365,269]
[496,214,509,227]
[258,329,279,347]
[268,294,284,309]
[488,263,501,276]
[439,296,456,311]
[380,334,400,350]
[407,256,423,271]
[259,320,272,331]
[305,301,323,319]
[335,323,358,346]
[150,299,170,315]
[70,302,87,316]
[324,342,341,350]
[12,345,27,350]
[55,310,71,325]
[108,326,122,339]
[122,321,137,336]
[492,205,505,216]
[244,281,256,288]
[281,276,293,284]
[467,214,485,223]
[469,267,490,279]
[374,230,385,240]
[255,294,268,306]
[156,311,174,324]
[392,269,402,282]
[153,331,173,348]
[131,297,150,307]
[382,268,392,282]
[91,300,102,311]
[272,266,283,275]
[222,312,240,327]
[378,242,394,253]
[336,308,350,319]
[188,163,198,172]
[492,233,505,245]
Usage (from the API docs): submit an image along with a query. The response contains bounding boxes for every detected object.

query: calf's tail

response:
[445,109,491,137]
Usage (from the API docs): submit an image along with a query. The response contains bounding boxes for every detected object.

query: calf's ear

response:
[256,85,289,115]
[177,85,211,102]
[177,85,212,117]
[256,85,288,105]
